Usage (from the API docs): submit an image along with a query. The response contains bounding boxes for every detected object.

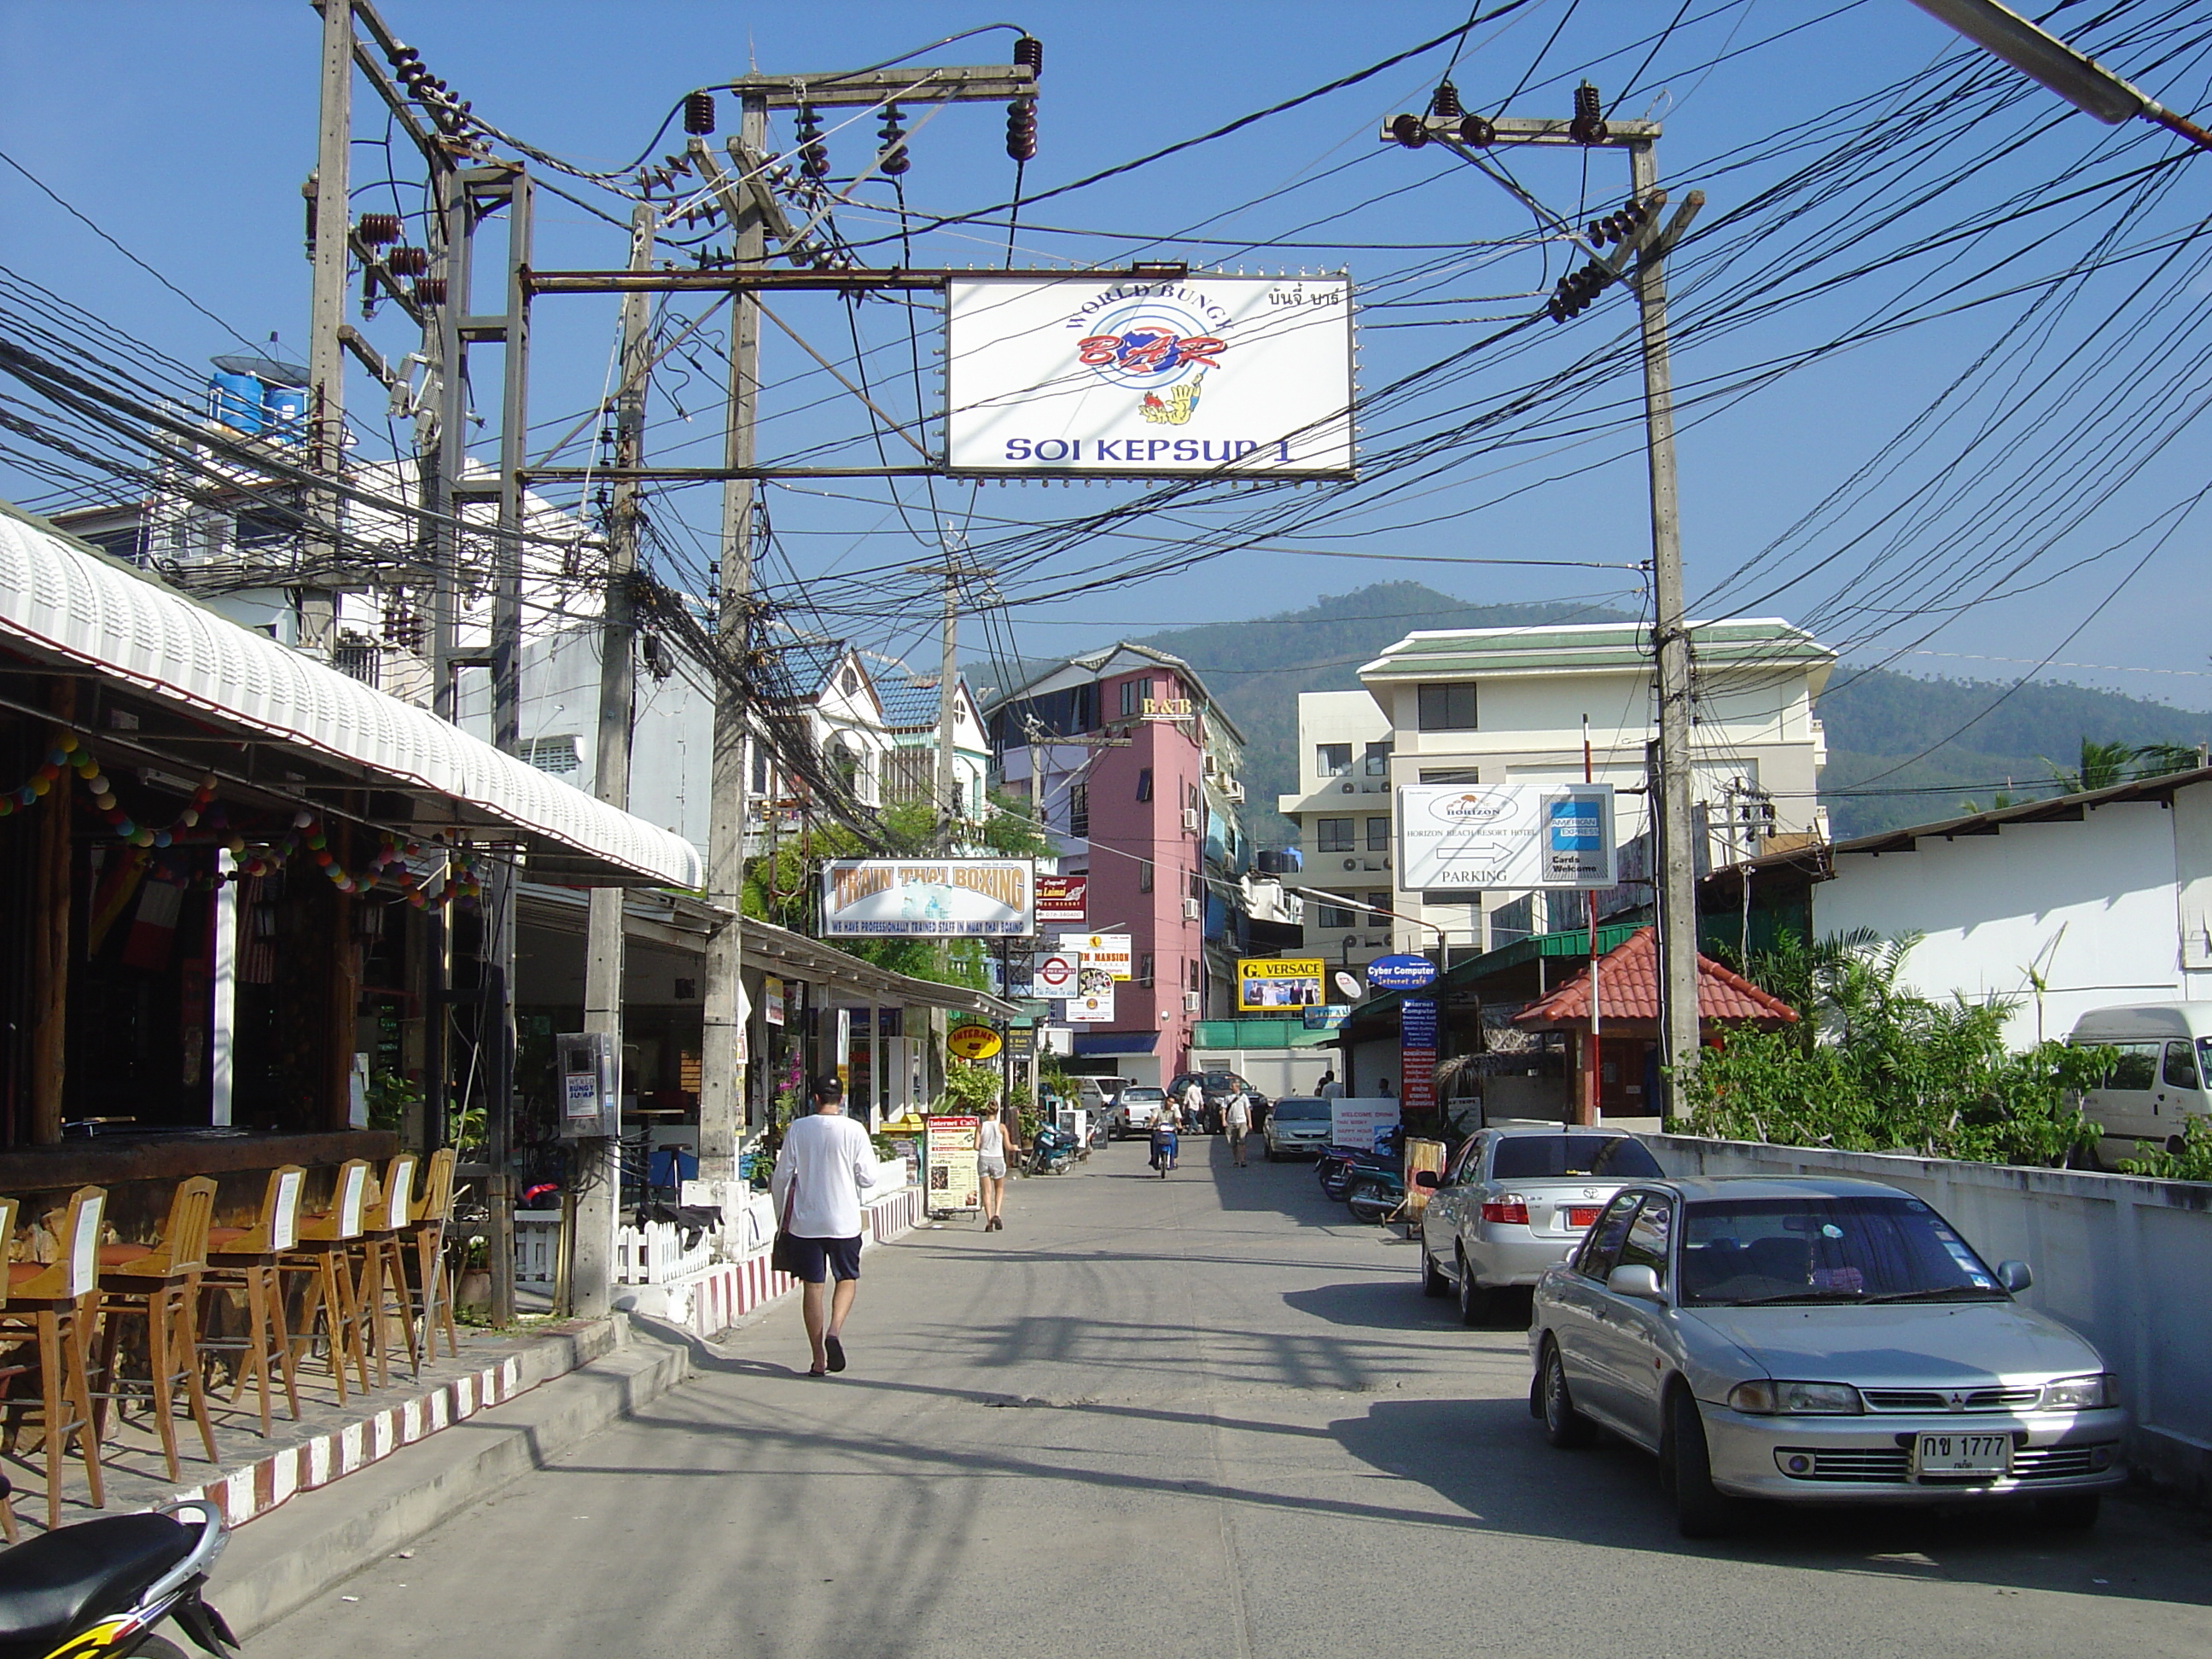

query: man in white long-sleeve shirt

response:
[771,1077,876,1377]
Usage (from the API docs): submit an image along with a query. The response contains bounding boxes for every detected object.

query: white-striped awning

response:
[0,503,701,888]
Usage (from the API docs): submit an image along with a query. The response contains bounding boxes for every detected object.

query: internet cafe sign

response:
[819,859,1035,938]
[945,273,1354,479]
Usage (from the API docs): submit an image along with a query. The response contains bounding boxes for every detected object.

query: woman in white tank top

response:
[976,1109,1010,1231]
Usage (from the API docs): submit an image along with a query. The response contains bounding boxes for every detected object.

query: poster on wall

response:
[762,975,784,1026]
[1063,986,1115,1022]
[924,1116,981,1214]
[1237,956,1325,1010]
[1057,932,1132,979]
[820,859,1035,937]
[946,273,1354,478]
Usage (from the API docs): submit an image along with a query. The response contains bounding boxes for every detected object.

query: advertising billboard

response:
[945,273,1354,478]
[1063,987,1115,1023]
[1237,957,1326,1011]
[1035,874,1088,923]
[820,859,1034,937]
[1396,783,1617,894]
[1057,932,1132,980]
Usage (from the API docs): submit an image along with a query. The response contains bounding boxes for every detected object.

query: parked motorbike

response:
[1025,1123,1080,1176]
[1342,1166,1406,1224]
[0,1495,236,1657]
[1316,1145,1394,1202]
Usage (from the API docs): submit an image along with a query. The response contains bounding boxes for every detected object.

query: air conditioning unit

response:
[1184,990,1201,1013]
[1182,896,1202,920]
[1222,779,1245,802]
[1342,858,1358,872]
[1181,807,1200,833]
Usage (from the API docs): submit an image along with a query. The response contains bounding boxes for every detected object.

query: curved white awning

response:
[0,504,702,889]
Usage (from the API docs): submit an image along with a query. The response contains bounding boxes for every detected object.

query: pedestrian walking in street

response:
[1179,1074,1205,1133]
[1150,1099,1179,1176]
[1223,1089,1251,1167]
[1318,1070,1343,1100]
[770,1076,876,1377]
[976,1103,1010,1231]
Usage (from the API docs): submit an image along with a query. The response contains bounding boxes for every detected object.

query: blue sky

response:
[3,2,2208,709]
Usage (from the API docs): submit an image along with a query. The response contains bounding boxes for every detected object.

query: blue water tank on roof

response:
[261,385,307,441]
[207,371,264,434]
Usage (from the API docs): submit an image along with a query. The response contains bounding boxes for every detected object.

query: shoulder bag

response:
[771,1165,803,1276]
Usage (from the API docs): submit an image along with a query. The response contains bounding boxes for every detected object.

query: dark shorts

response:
[785,1234,863,1284]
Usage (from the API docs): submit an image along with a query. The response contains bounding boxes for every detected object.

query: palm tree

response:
[2046,737,2137,795]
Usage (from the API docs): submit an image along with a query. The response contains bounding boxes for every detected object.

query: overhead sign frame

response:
[820,858,1036,937]
[945,273,1355,480]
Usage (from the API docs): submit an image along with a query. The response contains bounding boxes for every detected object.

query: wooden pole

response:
[27,680,74,1144]
[328,823,359,1132]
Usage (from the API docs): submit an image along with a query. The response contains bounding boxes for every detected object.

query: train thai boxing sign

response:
[819,859,1035,937]
[945,274,1354,478]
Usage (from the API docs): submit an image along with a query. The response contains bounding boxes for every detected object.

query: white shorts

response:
[979,1156,1008,1179]
[1225,1123,1247,1142]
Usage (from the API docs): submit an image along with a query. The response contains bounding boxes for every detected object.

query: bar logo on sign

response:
[1036,874,1088,923]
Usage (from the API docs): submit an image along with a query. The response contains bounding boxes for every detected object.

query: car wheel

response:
[2034,1493,2102,1530]
[1539,1341,1594,1448]
[1667,1386,1738,1538]
[1458,1251,1495,1326]
[1421,1248,1450,1298]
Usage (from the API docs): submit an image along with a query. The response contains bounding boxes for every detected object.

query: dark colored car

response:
[1167,1070,1260,1136]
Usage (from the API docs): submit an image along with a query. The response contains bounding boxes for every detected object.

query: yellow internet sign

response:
[947,1023,1004,1060]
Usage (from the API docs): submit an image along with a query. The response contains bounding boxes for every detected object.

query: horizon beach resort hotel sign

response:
[945,273,1354,478]
[1396,783,1617,894]
[819,859,1035,938]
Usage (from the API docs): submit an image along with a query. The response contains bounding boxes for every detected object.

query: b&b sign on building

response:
[1395,783,1617,893]
[944,274,1354,479]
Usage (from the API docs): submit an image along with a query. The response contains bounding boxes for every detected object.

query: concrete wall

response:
[1645,1133,2212,1500]
[1192,1047,1334,1099]
[1817,793,2209,1048]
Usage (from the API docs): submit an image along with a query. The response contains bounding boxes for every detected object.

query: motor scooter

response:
[0,1494,236,1657]
[1024,1122,1080,1175]
[1149,1122,1179,1177]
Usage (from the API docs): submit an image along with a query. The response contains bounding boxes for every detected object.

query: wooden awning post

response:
[28,680,74,1144]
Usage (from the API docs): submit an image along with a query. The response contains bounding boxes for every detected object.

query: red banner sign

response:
[1036,874,1088,923]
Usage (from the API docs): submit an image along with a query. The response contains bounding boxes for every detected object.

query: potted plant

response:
[454,1231,492,1310]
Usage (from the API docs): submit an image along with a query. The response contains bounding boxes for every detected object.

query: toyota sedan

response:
[1529,1175,2127,1535]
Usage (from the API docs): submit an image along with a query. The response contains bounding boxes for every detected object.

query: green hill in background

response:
[975,581,2212,846]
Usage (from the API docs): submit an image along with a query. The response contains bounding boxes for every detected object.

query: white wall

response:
[1649,1132,2212,1502]
[1819,796,2203,1047]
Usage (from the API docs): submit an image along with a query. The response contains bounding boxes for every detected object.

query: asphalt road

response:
[248,1137,2210,1659]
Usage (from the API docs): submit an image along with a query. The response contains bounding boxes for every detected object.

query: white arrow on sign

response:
[1035,952,1079,993]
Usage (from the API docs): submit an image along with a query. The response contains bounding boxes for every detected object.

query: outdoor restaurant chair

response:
[352,1154,420,1387]
[0,1185,108,1531]
[90,1174,221,1483]
[399,1149,459,1364]
[279,1160,371,1404]
[201,1164,305,1435]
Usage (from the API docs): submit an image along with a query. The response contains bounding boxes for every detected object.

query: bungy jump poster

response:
[925,1115,981,1214]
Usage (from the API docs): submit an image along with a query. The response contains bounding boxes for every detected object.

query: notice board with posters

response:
[924,1116,981,1215]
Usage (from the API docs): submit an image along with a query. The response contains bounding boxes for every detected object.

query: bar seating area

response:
[0,1155,465,1530]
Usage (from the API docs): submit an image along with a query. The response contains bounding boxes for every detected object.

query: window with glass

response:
[2101,1041,2162,1091]
[1419,767,1481,784]
[2163,1039,2202,1090]
[1492,1135,1663,1180]
[1366,817,1390,851]
[1120,678,1153,719]
[1417,683,1479,731]
[1068,782,1089,838]
[1138,952,1155,986]
[1317,818,1355,853]
[1573,1193,1642,1280]
[1615,1196,1674,1283]
[1316,903,1357,929]
[1138,859,1154,893]
[1136,767,1153,801]
[1365,892,1391,922]
[1364,741,1392,777]
[1677,1194,2005,1307]
[1317,743,1353,777]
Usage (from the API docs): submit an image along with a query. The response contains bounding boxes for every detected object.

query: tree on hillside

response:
[2044,736,2208,795]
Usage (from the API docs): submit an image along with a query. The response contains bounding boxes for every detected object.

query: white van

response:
[1076,1077,1132,1122]
[2066,1002,2212,1164]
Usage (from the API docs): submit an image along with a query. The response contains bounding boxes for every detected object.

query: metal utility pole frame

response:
[575,204,658,1318]
[1379,108,1703,1122]
[938,562,960,838]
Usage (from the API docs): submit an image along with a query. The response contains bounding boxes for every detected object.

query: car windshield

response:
[1122,1088,1163,1103]
[1272,1097,1329,1120]
[1204,1074,1237,1090]
[1679,1195,2005,1307]
[1491,1135,1662,1180]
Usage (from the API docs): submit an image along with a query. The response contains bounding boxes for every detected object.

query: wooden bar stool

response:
[0,1186,108,1530]
[352,1155,419,1387]
[201,1165,305,1435]
[280,1161,371,1404]
[90,1175,221,1483]
[399,1149,460,1364]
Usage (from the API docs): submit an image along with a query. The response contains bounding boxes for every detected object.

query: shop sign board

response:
[1396,783,1617,893]
[763,975,785,1026]
[1237,956,1326,1011]
[1041,1025,1074,1055]
[1365,953,1438,991]
[1006,1025,1036,1061]
[1063,987,1115,1023]
[1035,874,1088,923]
[945,273,1355,479]
[1331,1097,1401,1156]
[1033,952,1080,997]
[1400,995,1439,1114]
[820,858,1035,937]
[948,1023,1004,1061]
[1303,1004,1350,1031]
[1057,932,1132,980]
[924,1116,981,1214]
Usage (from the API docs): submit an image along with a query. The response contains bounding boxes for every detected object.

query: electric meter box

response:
[555,1031,619,1139]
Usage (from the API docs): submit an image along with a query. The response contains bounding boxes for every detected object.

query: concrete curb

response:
[212,1316,695,1638]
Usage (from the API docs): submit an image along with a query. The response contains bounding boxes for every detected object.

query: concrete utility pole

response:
[938,559,960,840]
[1379,102,1704,1121]
[305,0,352,654]
[574,204,658,1318]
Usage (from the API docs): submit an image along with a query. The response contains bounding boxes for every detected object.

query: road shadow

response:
[1333,1397,2212,1607]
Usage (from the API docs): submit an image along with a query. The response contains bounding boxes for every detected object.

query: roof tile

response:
[1511,926,1798,1027]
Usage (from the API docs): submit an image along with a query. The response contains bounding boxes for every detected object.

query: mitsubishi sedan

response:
[1529,1176,2127,1536]
[1418,1126,1665,1324]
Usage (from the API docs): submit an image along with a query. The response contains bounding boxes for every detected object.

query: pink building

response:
[988,644,1253,1087]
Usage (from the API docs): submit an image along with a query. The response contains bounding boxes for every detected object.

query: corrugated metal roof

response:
[1359,618,1832,681]
[1511,926,1797,1027]
[0,503,701,888]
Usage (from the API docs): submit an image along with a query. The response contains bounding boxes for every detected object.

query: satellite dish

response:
[1333,971,1363,1002]
[211,353,311,387]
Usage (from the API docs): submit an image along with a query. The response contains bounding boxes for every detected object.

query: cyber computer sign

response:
[945,273,1354,477]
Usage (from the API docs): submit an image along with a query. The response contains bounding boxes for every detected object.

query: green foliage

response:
[934,1059,1002,1115]
[1685,932,2106,1168]
[364,1068,420,1135]
[2118,1114,2212,1181]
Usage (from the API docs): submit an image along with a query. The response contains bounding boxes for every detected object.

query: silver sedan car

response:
[1530,1175,2128,1536]
[1417,1126,1665,1324]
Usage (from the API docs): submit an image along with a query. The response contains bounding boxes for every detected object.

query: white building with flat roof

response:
[1278,690,1399,974]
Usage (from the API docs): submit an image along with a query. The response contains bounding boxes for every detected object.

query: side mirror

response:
[1415,1170,1441,1190]
[1607,1263,1665,1301]
[1997,1260,2033,1294]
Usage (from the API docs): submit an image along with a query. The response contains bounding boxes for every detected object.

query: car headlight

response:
[2040,1373,2116,1411]
[1726,1379,1866,1415]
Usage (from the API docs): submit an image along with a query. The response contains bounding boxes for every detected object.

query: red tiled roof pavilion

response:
[1511,926,1797,1033]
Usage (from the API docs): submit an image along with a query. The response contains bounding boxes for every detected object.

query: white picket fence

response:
[511,1209,712,1288]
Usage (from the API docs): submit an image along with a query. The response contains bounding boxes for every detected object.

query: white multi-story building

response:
[1298,619,1833,958]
